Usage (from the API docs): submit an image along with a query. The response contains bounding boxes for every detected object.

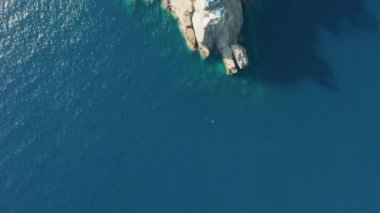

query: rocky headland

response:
[145,0,249,75]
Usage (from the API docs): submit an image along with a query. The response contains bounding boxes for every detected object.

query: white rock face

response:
[147,0,249,75]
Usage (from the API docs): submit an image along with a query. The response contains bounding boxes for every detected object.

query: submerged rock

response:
[146,0,250,75]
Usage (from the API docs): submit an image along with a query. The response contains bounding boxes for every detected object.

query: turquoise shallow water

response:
[1,0,380,212]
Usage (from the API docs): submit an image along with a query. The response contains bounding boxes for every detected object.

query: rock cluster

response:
[164,0,249,74]
[147,0,249,75]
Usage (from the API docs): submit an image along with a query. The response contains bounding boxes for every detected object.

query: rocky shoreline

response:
[145,0,249,75]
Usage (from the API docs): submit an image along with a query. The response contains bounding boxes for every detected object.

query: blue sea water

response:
[1,0,380,212]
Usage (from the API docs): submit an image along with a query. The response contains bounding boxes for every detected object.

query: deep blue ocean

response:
[1,0,380,212]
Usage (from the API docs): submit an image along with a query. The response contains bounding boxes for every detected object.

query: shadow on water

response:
[239,0,379,89]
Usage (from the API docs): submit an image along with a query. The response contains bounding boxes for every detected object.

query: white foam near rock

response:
[231,44,249,69]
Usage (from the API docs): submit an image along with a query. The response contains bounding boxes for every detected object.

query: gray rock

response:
[162,0,250,75]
